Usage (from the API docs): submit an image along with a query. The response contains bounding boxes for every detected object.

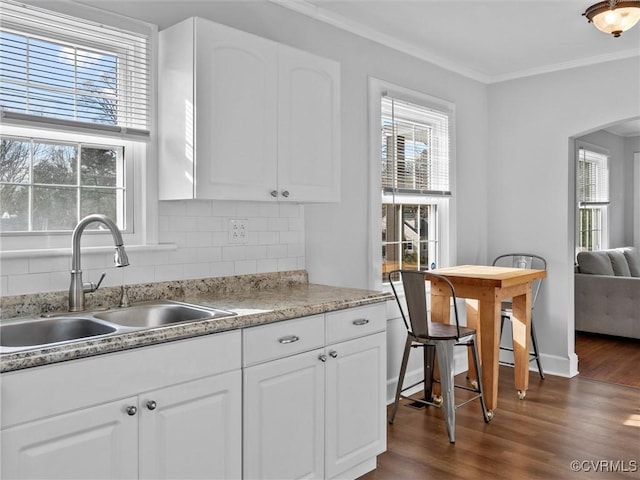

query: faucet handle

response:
[84,272,106,293]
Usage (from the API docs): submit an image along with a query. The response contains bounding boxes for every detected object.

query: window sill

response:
[0,243,177,260]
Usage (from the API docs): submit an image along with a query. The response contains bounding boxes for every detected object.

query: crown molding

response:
[268,0,492,84]
[490,48,640,84]
[270,0,640,85]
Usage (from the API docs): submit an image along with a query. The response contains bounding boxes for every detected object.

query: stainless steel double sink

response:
[0,301,236,353]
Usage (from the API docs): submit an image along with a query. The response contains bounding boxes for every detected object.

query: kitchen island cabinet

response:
[159,17,340,203]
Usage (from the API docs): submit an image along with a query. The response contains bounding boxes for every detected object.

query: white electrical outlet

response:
[229,219,248,244]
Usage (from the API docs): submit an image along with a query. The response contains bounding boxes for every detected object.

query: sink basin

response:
[93,301,236,328]
[0,317,117,349]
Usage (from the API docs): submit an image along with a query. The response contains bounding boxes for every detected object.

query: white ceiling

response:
[278,0,640,84]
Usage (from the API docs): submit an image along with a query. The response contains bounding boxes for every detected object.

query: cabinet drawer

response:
[243,315,325,366]
[326,304,386,345]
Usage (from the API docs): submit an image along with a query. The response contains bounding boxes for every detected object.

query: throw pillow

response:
[577,251,614,275]
[622,247,640,277]
[607,250,631,276]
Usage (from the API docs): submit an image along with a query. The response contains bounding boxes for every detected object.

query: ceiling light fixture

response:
[583,0,640,37]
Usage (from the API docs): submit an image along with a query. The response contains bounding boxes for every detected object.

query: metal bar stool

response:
[388,270,492,443]
[492,253,546,378]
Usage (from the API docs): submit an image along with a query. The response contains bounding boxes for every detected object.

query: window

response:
[381,95,452,282]
[1,135,126,232]
[577,145,609,252]
[0,0,151,243]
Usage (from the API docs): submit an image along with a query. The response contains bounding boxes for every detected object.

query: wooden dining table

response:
[429,265,547,412]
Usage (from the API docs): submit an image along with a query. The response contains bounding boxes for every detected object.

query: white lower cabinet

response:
[1,331,242,480]
[243,304,387,480]
[1,304,386,480]
[139,371,242,480]
[1,397,139,479]
[244,348,326,479]
[325,332,386,479]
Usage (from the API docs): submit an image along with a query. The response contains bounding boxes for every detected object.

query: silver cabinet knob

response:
[146,400,157,411]
[319,354,327,362]
[270,190,278,197]
[126,405,137,416]
[329,350,338,358]
[281,190,290,198]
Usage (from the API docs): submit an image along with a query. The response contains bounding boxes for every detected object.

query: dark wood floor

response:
[575,332,640,387]
[360,334,640,480]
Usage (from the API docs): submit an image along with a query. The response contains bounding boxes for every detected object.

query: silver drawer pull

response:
[278,335,300,344]
[352,318,370,326]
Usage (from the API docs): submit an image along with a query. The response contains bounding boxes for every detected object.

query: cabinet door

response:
[1,398,138,480]
[325,333,387,479]
[244,348,325,480]
[139,370,242,480]
[278,46,340,203]
[196,18,278,200]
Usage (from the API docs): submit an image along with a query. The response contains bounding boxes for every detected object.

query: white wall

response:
[488,57,640,377]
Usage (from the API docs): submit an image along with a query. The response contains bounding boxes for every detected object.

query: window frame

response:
[0,1,157,255]
[575,141,610,253]
[368,78,455,291]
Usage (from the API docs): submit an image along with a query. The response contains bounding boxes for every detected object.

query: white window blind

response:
[0,0,150,139]
[381,96,450,196]
[577,147,609,206]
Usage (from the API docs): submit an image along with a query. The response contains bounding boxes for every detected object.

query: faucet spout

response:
[69,214,129,311]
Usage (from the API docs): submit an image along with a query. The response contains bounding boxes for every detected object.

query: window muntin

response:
[0,135,125,233]
[577,147,609,252]
[381,95,451,283]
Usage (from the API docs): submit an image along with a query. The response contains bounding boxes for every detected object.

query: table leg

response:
[478,295,502,411]
[465,299,480,383]
[511,291,532,399]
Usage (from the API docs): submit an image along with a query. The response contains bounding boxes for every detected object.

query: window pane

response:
[81,188,116,221]
[33,143,77,185]
[402,205,419,270]
[382,204,400,281]
[1,138,31,183]
[32,186,76,230]
[0,184,28,231]
[81,147,118,186]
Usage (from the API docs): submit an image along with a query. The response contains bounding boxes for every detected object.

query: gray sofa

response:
[575,247,640,339]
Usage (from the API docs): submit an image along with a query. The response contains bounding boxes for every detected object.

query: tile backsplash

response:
[0,200,305,297]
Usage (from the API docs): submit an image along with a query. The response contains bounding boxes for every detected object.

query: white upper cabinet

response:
[159,17,340,202]
[278,46,340,202]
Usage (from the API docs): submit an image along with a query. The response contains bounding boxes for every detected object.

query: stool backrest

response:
[388,269,461,339]
[492,253,547,308]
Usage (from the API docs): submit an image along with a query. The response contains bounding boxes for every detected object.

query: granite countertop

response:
[0,271,392,373]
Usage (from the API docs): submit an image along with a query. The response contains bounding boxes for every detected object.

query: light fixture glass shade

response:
[584,1,640,37]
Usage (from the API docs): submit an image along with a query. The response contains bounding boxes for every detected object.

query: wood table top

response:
[430,265,546,288]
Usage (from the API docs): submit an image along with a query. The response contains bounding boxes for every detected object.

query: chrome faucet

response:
[69,214,129,311]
